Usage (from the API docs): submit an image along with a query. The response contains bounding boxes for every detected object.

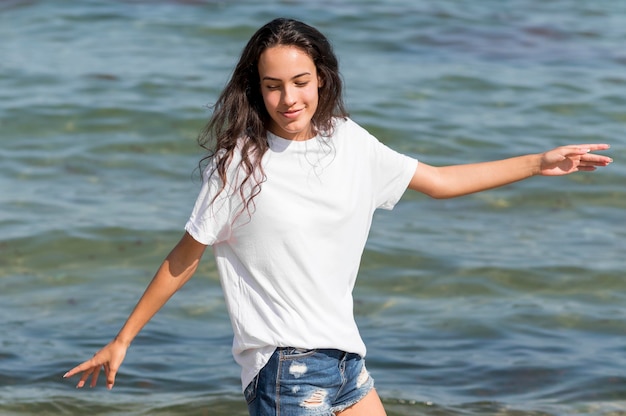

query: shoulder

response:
[330,117,376,141]
[202,137,250,181]
[332,117,359,132]
[330,117,383,153]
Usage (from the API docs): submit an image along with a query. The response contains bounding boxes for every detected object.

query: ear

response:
[317,74,324,88]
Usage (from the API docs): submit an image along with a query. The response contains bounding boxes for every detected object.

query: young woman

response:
[64,18,612,416]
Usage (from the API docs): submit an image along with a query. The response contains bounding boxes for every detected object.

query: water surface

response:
[1,1,625,415]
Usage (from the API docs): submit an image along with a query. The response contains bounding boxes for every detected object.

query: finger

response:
[64,363,90,379]
[106,364,118,390]
[64,356,102,379]
[90,365,102,388]
[104,362,110,385]
[557,146,593,158]
[76,368,94,389]
[568,143,610,152]
[559,148,612,167]
[581,153,613,164]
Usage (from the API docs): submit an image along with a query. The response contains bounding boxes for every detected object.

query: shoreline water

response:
[1,1,624,415]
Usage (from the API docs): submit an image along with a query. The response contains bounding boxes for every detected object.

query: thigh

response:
[335,389,387,416]
[331,353,376,414]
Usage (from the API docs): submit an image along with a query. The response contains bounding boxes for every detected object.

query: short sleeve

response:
[371,138,418,210]
[341,119,418,210]
[185,162,238,246]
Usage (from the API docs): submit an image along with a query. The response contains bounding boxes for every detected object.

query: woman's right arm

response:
[63,231,207,389]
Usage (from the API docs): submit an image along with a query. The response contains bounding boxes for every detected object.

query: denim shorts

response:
[244,348,375,416]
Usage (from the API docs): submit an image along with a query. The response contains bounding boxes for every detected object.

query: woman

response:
[64,18,611,415]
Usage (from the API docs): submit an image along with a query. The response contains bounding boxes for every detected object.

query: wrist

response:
[531,153,543,176]
[113,334,133,348]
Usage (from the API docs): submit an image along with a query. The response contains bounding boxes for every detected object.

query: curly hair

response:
[197,18,348,215]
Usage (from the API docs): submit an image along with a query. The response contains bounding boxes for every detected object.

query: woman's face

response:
[258,45,320,141]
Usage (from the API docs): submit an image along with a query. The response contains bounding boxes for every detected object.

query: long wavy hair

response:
[197,18,349,214]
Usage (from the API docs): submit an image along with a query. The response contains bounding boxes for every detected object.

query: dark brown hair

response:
[198,18,348,213]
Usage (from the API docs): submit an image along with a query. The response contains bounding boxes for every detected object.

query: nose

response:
[282,86,296,107]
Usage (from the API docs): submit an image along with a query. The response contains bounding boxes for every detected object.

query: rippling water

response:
[1,1,625,415]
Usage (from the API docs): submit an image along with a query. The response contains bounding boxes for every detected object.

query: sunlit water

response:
[1,1,625,415]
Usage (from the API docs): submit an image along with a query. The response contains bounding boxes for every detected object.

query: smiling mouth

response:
[281,109,303,118]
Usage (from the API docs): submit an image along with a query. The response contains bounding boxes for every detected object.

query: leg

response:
[335,389,387,416]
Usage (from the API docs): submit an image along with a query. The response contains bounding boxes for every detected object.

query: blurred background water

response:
[1,1,625,415]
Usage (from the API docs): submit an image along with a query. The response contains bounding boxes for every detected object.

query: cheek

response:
[303,85,319,103]
[261,91,277,111]
[305,86,320,107]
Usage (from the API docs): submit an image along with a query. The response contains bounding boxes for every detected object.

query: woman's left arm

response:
[408,144,612,199]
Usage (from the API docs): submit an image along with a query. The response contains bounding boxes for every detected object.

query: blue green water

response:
[1,1,625,415]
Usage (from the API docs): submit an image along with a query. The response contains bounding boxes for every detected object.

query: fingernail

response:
[63,372,69,378]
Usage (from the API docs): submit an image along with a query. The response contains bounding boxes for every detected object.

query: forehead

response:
[258,45,316,79]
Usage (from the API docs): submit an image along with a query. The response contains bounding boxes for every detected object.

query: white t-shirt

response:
[185,117,418,390]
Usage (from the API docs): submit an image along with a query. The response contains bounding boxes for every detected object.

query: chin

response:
[281,126,307,138]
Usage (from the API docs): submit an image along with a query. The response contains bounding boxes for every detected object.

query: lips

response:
[280,108,303,119]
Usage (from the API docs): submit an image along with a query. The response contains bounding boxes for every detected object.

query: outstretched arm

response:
[408,144,612,199]
[63,232,207,389]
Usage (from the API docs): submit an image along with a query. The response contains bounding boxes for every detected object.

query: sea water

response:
[1,1,625,415]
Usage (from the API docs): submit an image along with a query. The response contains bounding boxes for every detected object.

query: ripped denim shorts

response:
[244,348,375,416]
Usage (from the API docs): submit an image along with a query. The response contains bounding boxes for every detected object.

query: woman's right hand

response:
[63,338,129,389]
[63,232,206,390]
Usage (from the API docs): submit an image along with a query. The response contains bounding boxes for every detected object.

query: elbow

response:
[409,164,457,199]
[428,193,450,200]
[422,188,458,199]
[166,257,199,280]
[425,188,474,200]
[409,184,454,199]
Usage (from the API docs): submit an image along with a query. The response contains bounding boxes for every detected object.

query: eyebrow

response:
[262,72,312,82]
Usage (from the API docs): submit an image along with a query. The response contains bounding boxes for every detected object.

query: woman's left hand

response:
[539,144,612,176]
